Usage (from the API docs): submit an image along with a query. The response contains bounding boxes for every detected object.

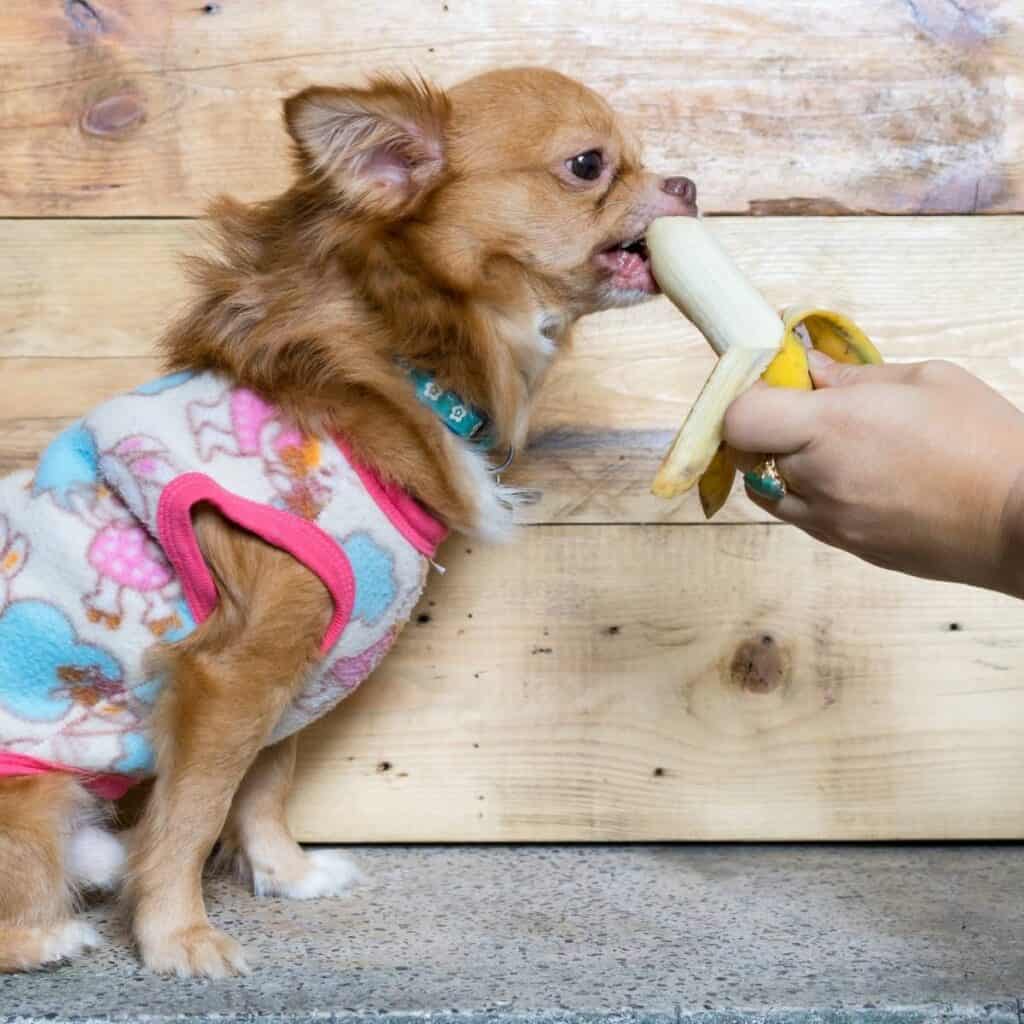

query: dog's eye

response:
[567,150,604,181]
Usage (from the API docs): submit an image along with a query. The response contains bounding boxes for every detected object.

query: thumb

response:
[806,348,872,389]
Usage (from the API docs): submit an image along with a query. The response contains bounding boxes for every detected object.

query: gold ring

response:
[744,456,787,501]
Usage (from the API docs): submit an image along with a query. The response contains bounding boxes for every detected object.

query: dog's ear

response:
[284,76,450,218]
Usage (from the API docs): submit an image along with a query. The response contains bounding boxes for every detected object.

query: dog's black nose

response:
[662,176,697,204]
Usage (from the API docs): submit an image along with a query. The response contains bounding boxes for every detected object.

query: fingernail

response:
[744,470,786,501]
[806,349,833,371]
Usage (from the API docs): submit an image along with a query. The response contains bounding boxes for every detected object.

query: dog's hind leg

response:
[0,774,104,972]
[219,734,362,900]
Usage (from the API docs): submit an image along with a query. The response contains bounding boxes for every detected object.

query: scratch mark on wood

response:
[902,0,996,47]
[918,167,1007,213]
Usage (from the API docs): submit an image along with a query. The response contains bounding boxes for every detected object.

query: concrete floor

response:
[1,846,1022,1023]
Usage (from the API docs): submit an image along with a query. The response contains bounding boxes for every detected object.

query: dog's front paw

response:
[140,923,249,978]
[253,848,363,900]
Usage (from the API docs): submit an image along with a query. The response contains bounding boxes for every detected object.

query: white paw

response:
[40,921,103,965]
[254,849,363,900]
[141,924,249,979]
[66,825,126,891]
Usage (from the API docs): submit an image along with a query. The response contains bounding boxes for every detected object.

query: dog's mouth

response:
[598,233,659,296]
[593,233,657,295]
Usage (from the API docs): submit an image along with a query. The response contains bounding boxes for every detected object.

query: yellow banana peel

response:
[647,218,883,516]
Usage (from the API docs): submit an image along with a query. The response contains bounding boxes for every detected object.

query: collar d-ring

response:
[491,445,515,475]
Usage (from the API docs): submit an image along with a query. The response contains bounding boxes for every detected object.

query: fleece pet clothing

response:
[0,371,445,795]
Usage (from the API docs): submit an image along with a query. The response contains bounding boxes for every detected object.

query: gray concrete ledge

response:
[1,846,1022,1023]
[4,1012,1021,1024]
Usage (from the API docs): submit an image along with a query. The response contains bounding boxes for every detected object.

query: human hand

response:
[723,352,1024,598]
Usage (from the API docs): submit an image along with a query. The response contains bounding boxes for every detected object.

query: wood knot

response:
[730,634,789,695]
[66,0,104,35]
[81,94,145,138]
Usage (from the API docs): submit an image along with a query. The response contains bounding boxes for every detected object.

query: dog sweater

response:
[0,371,445,796]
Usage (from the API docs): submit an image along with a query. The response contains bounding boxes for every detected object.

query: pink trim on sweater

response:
[0,751,139,799]
[156,474,356,654]
[337,442,447,557]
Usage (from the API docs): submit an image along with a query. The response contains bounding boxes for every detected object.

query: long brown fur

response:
[0,67,697,976]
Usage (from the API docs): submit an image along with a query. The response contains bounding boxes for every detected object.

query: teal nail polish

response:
[744,470,785,501]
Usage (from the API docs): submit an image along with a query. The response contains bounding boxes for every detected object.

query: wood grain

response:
[286,525,1024,841]
[2,217,1023,524]
[0,1,1021,215]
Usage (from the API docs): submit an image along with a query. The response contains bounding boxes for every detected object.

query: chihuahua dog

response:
[0,67,697,976]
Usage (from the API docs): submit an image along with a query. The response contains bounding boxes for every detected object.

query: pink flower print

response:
[189,387,339,519]
[99,435,178,522]
[85,524,178,635]
[188,388,278,462]
[289,631,395,724]
[232,391,277,455]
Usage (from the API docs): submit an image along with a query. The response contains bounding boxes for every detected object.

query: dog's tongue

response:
[595,249,656,292]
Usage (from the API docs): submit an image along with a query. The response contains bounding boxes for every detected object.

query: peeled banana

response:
[647,218,883,516]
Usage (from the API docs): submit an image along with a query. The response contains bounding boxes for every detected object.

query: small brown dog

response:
[0,67,696,976]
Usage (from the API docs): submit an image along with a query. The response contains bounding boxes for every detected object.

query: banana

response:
[647,218,883,516]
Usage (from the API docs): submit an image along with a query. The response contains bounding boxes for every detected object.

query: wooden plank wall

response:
[2,1,1023,839]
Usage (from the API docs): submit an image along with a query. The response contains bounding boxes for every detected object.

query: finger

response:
[805,349,874,389]
[731,448,813,490]
[806,349,923,390]
[723,384,821,455]
[743,479,813,525]
[729,447,761,475]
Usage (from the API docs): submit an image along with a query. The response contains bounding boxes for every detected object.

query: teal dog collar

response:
[403,364,495,451]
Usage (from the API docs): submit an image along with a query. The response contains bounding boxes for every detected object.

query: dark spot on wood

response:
[376,760,392,773]
[949,622,962,632]
[476,795,485,801]
[747,197,857,216]
[416,613,431,625]
[397,771,409,778]
[202,1,221,12]
[467,612,473,619]
[473,742,479,748]
[66,0,103,34]
[428,600,435,607]
[532,646,553,655]
[604,625,621,636]
[465,548,473,555]
[730,634,790,695]
[81,94,145,138]
[653,767,666,778]
[428,46,436,53]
